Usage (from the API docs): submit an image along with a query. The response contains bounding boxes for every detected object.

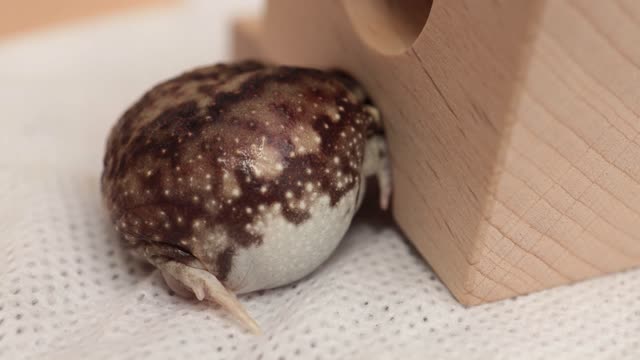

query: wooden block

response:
[232,0,640,305]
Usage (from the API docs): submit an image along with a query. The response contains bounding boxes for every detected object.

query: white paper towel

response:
[0,2,639,359]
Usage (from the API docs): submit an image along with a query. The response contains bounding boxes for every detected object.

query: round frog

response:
[101,61,391,332]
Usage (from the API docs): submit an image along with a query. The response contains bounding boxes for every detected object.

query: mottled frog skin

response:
[101,61,390,332]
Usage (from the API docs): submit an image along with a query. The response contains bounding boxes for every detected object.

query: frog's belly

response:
[225,189,359,293]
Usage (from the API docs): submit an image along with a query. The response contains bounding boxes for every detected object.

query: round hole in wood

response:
[343,0,433,55]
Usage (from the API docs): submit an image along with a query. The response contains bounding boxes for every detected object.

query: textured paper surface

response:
[1,2,639,359]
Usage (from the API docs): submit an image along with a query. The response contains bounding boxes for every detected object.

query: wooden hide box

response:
[233,0,640,305]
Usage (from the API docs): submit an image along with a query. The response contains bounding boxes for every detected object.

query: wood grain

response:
[233,0,640,304]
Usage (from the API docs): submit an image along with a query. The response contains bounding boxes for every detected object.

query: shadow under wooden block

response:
[233,0,640,305]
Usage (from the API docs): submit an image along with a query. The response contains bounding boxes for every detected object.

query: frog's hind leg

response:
[153,257,262,334]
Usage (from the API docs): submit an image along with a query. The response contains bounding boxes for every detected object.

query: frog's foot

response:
[364,105,382,127]
[377,157,392,211]
[153,257,262,334]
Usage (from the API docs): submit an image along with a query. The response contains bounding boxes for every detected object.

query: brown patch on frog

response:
[102,61,376,281]
[216,247,235,282]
